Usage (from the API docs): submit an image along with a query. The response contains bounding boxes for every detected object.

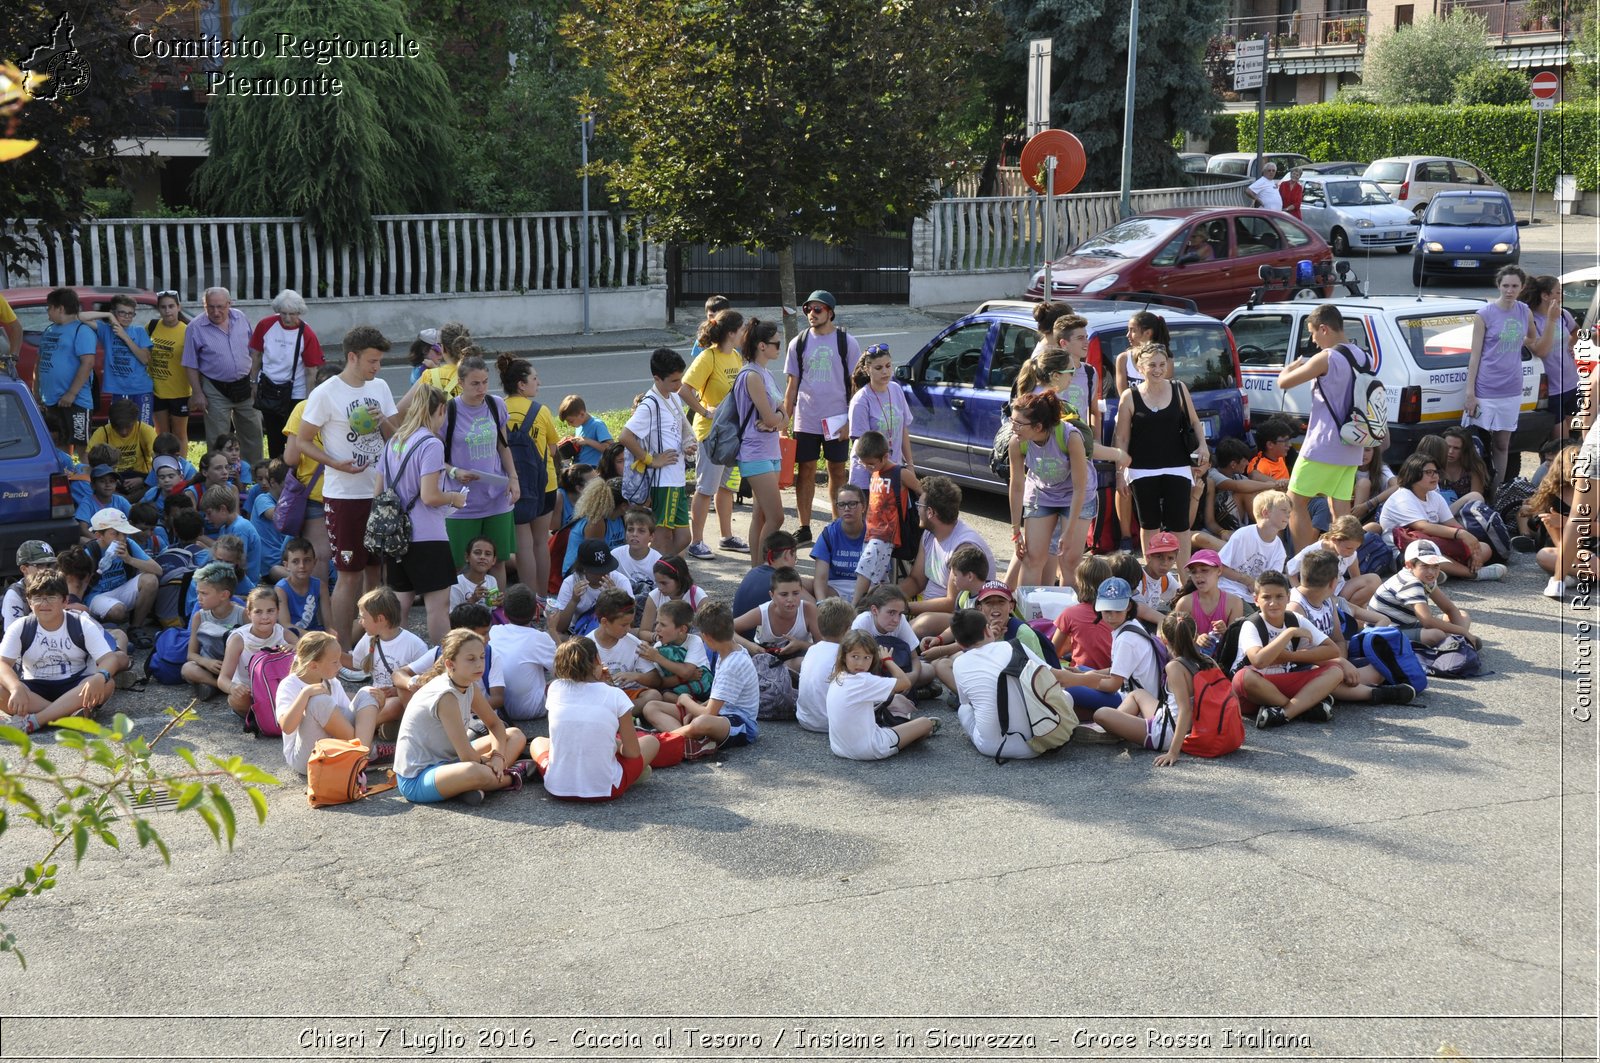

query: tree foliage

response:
[0,1,158,278]
[1452,64,1529,106]
[561,0,998,253]
[195,0,456,247]
[1571,11,1600,93]
[1361,10,1495,106]
[0,709,277,968]
[993,0,1233,192]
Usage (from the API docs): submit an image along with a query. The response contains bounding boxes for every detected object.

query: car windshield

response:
[1395,312,1478,365]
[1425,199,1513,226]
[1069,216,1185,259]
[1327,181,1394,207]
[1098,322,1235,394]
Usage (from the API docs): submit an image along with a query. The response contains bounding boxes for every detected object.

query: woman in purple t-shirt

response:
[736,319,790,567]
[1465,265,1533,495]
[847,343,915,489]
[376,385,468,645]
[1521,274,1578,444]
[442,354,521,590]
[1006,389,1088,586]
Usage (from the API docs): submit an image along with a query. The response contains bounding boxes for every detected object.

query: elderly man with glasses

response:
[181,286,265,464]
[782,289,863,545]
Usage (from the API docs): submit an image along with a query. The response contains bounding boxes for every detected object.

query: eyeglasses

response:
[113,309,136,318]
[1010,419,1033,429]
[838,500,862,509]
[1421,467,1440,476]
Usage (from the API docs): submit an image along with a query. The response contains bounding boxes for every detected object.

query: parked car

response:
[1300,160,1366,177]
[893,297,1248,496]
[0,360,79,580]
[1178,152,1210,175]
[1024,207,1334,318]
[3,286,162,425]
[1412,190,1520,285]
[1363,156,1506,219]
[1205,152,1312,179]
[1298,175,1418,254]
[1224,295,1554,462]
[1560,266,1599,378]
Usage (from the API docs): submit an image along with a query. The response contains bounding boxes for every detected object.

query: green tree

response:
[562,0,999,319]
[1452,64,1528,105]
[1361,10,1495,106]
[195,0,457,248]
[1570,10,1600,93]
[0,1,160,277]
[993,0,1233,192]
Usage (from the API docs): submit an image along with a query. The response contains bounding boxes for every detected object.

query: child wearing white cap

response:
[1371,539,1480,648]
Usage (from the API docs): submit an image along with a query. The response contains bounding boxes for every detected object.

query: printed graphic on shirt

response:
[344,398,386,470]
[1031,452,1069,485]
[464,410,497,462]
[804,345,838,384]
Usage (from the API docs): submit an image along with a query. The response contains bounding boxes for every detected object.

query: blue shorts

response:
[721,708,758,746]
[108,392,155,424]
[396,763,447,803]
[1024,492,1098,521]
[739,458,782,479]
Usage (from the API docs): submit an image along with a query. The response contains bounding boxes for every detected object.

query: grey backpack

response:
[705,368,757,467]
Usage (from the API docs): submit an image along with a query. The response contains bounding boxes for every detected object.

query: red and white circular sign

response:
[1531,72,1559,99]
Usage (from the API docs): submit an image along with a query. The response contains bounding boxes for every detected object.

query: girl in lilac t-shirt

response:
[847,344,915,488]
[442,356,519,590]
[735,319,789,566]
[378,388,469,645]
[1466,266,1533,491]
[1522,274,1579,442]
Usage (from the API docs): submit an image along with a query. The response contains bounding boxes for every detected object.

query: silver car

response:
[1298,175,1418,255]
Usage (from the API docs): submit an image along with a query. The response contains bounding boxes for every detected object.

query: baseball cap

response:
[1404,539,1445,564]
[419,327,441,345]
[803,289,837,310]
[1094,576,1133,612]
[975,580,1013,603]
[151,455,182,474]
[575,539,619,575]
[89,509,139,535]
[90,464,118,479]
[17,540,56,566]
[1186,549,1223,569]
[1147,531,1180,555]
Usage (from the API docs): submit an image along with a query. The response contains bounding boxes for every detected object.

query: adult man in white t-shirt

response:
[620,347,694,555]
[1247,161,1284,212]
[295,326,397,650]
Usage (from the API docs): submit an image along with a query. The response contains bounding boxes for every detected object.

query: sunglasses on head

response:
[156,289,179,299]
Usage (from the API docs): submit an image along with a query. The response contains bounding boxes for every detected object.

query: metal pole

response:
[1119,0,1139,219]
[580,113,593,335]
[1255,56,1266,169]
[1528,109,1544,223]
[1044,154,1057,299]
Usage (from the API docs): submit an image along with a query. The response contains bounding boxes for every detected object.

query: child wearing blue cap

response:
[1058,575,1165,730]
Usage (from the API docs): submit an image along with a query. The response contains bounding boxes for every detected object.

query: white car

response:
[1298,176,1418,255]
[1363,156,1506,220]
[1561,266,1598,375]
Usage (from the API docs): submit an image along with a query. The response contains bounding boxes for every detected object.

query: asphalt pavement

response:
[0,208,1596,1061]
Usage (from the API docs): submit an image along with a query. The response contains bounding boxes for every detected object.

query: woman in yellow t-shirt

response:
[498,353,563,596]
[681,309,748,559]
[281,365,339,582]
[146,291,193,448]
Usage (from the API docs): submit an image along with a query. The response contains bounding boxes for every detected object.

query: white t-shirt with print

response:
[301,376,397,499]
[588,630,650,678]
[0,612,115,681]
[851,610,917,648]
[612,546,661,594]
[2,586,29,631]
[542,679,634,799]
[352,629,428,690]
[1233,613,1328,675]
[1109,621,1162,696]
[1217,526,1287,601]
[489,623,558,721]
[553,571,631,616]
[1379,488,1453,535]
[624,389,689,488]
[449,573,500,611]
[827,669,901,761]
[795,640,839,733]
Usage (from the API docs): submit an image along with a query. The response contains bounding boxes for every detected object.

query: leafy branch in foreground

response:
[0,707,279,968]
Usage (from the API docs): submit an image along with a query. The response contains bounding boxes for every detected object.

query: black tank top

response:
[1127,384,1192,470]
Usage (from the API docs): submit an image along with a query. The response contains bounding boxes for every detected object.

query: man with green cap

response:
[783,290,861,544]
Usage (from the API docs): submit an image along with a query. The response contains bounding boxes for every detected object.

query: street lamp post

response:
[579,109,594,336]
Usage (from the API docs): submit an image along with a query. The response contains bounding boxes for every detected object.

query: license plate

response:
[1383,231,1398,239]
[1453,258,1480,267]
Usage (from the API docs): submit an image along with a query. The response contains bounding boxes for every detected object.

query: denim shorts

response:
[397,763,447,803]
[1023,492,1099,521]
[739,458,782,479]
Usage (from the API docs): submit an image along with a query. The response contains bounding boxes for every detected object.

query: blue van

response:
[0,362,78,579]
[893,298,1248,494]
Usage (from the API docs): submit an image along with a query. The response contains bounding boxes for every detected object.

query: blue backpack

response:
[1412,635,1483,678]
[507,399,550,524]
[1357,530,1398,579]
[1347,626,1429,692]
[145,627,191,686]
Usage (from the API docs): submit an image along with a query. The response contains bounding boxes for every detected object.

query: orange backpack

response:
[306,739,396,808]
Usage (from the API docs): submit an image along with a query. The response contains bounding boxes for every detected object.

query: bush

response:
[1238,102,1599,190]
[1362,10,1495,105]
[1452,65,1529,105]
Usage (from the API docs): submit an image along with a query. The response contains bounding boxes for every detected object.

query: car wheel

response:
[1412,258,1425,287]
[1411,202,1427,221]
[1394,246,1411,255]
[1330,228,1350,255]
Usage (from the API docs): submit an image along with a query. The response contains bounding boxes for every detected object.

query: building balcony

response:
[1441,0,1573,39]
[1211,11,1369,57]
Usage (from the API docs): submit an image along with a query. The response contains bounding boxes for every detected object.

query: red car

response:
[1024,207,1334,318]
[3,286,161,423]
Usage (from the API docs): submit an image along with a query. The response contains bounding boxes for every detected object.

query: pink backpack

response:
[247,648,295,737]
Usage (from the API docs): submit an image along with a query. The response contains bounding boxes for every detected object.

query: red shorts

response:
[1392,524,1473,566]
[324,497,374,572]
[531,749,647,802]
[1230,664,1335,711]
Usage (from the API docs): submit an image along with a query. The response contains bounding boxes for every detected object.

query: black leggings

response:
[1131,473,1193,533]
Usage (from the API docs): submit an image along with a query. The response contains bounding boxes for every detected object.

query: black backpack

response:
[19,613,88,656]
[885,464,922,563]
[794,327,853,397]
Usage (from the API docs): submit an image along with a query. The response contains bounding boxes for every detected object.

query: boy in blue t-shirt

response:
[36,290,100,453]
[76,465,130,537]
[198,485,264,584]
[83,508,160,635]
[82,295,154,424]
[558,394,612,460]
[250,462,290,581]
[657,600,758,760]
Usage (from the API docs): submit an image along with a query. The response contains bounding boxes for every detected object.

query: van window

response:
[988,323,1039,392]
[1230,314,1295,367]
[0,392,43,459]
[1100,323,1234,393]
[1418,161,1452,183]
[1366,160,1407,183]
[1395,312,1478,369]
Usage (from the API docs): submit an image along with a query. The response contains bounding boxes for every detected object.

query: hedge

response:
[1237,102,1599,190]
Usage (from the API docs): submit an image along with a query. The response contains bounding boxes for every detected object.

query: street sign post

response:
[1528,72,1558,221]
[1027,39,1052,138]
[1235,39,1267,168]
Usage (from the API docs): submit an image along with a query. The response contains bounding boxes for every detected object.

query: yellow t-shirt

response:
[0,294,15,326]
[88,422,156,473]
[682,346,744,441]
[283,400,325,504]
[147,320,192,399]
[420,363,461,399]
[505,395,561,492]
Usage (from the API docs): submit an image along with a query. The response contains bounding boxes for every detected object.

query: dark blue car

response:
[893,298,1248,495]
[0,363,79,579]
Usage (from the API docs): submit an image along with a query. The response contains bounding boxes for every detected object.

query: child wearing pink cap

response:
[1171,548,1243,660]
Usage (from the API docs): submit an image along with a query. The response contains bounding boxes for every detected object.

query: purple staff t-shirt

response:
[848,382,914,488]
[785,328,863,435]
[1475,301,1531,400]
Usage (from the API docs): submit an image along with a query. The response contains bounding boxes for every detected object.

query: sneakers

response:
[686,541,715,560]
[458,789,485,806]
[719,535,749,552]
[1545,576,1569,599]
[1511,534,1538,553]
[190,681,219,702]
[1071,721,1121,744]
[128,629,154,650]
[466,716,489,738]
[1255,705,1289,729]
[909,681,943,702]
[683,736,720,760]
[1475,563,1507,581]
[338,665,370,684]
[367,741,397,765]
[793,525,813,546]
[1372,683,1416,705]
[1301,696,1335,723]
[114,669,140,690]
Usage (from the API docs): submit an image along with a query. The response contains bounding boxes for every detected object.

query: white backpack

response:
[992,641,1073,761]
[1316,343,1388,448]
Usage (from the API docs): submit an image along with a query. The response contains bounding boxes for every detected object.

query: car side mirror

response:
[1516,219,1530,228]
[894,364,911,383]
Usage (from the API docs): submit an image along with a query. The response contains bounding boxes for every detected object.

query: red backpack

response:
[1178,659,1244,758]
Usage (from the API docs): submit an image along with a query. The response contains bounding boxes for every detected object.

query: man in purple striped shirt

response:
[182,286,264,464]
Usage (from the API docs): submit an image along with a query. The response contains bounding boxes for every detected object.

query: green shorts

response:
[1288,457,1358,503]
[652,485,690,529]
[445,510,516,567]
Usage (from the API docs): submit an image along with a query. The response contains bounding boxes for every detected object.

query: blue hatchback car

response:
[893,298,1248,496]
[1412,190,1520,286]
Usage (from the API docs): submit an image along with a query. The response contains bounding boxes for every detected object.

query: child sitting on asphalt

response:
[275,632,383,776]
[488,584,558,723]
[1371,539,1481,649]
[1287,515,1381,608]
[647,600,758,760]
[450,535,502,611]
[550,539,632,638]
[217,586,295,722]
[274,537,328,636]
[851,584,938,690]
[1171,549,1244,660]
[1132,531,1182,613]
[1091,610,1207,762]
[1288,548,1385,649]
[1217,490,1292,604]
[180,562,247,702]
[734,566,819,675]
[347,587,429,730]
[825,630,939,761]
[796,597,856,734]
[1059,576,1166,728]
[0,572,124,733]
